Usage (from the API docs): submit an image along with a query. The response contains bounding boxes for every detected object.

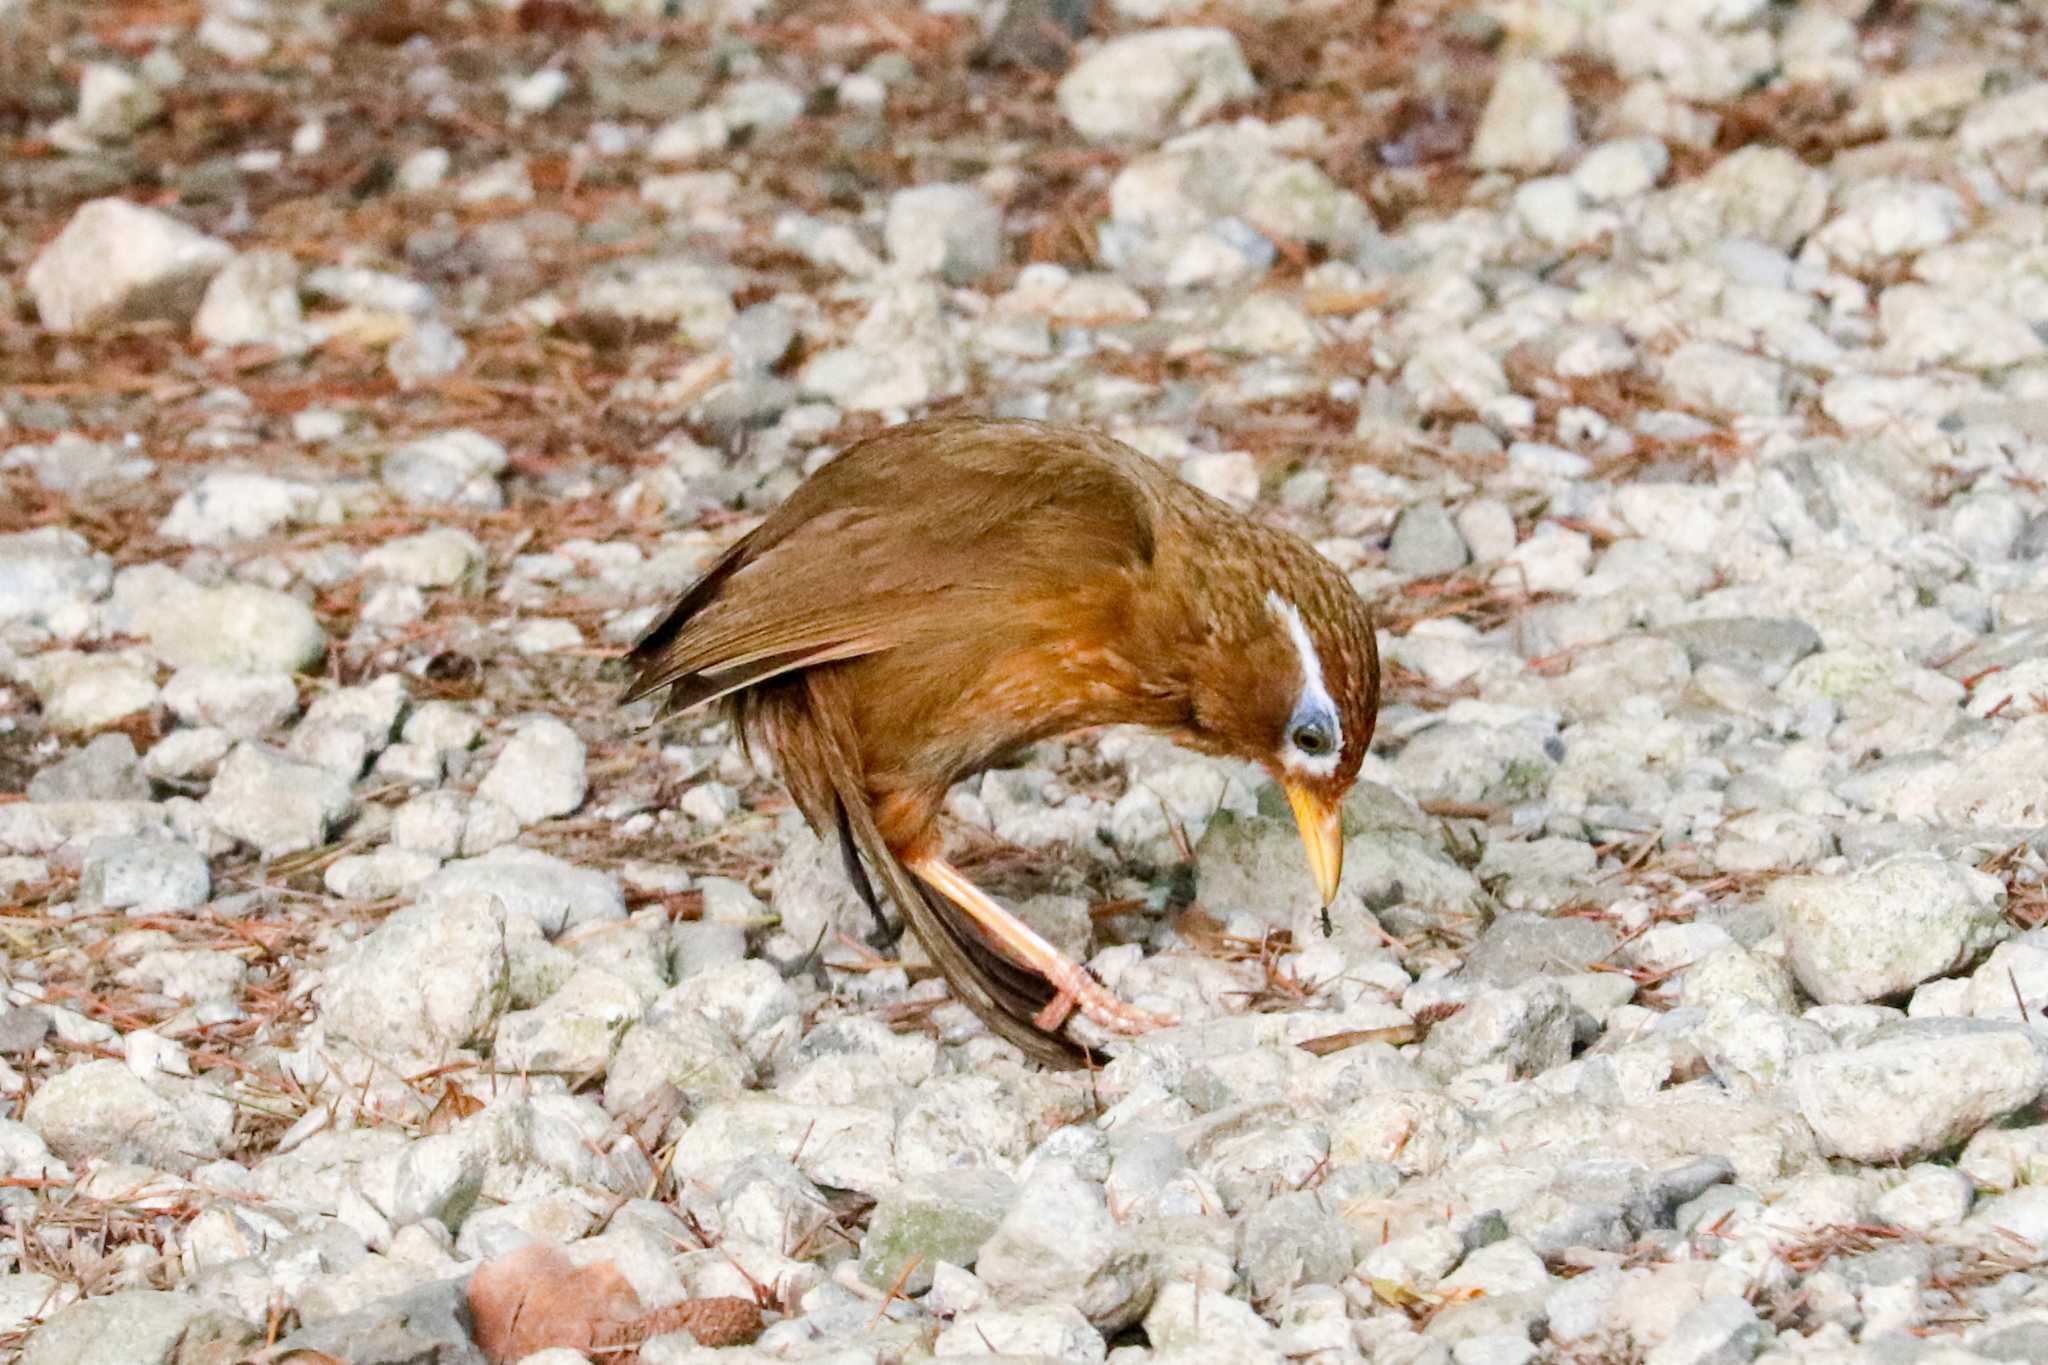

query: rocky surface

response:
[4,0,2048,1362]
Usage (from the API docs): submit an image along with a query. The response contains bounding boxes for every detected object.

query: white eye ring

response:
[1290,720,1335,757]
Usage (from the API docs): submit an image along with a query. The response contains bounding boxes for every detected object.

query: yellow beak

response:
[1284,782,1345,907]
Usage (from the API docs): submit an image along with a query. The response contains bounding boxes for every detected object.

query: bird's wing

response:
[622,418,1168,715]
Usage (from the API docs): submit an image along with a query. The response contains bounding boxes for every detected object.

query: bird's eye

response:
[1290,721,1334,756]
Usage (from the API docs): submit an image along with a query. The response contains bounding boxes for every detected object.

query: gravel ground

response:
[4,0,2048,1361]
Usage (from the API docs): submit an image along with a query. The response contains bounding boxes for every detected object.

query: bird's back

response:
[623,417,1195,719]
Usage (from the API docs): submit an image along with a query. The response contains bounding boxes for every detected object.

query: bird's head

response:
[1177,557,1380,909]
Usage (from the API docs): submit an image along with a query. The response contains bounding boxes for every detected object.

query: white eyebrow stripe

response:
[1266,590,1342,778]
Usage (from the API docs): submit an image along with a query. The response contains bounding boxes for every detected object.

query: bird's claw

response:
[1032,962,1175,1036]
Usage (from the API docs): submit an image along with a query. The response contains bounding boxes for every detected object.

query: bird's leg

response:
[905,854,1176,1036]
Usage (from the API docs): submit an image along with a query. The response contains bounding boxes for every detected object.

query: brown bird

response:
[624,417,1379,1067]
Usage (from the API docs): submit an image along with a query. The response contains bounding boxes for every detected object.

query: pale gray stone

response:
[70,63,161,142]
[1389,501,1471,578]
[418,846,624,936]
[1471,60,1576,172]
[494,965,642,1077]
[1420,980,1576,1081]
[1772,853,2008,1005]
[20,651,158,734]
[161,666,300,736]
[1241,1190,1353,1302]
[476,716,587,826]
[22,1059,233,1174]
[1057,29,1255,143]
[380,429,508,509]
[160,470,318,544]
[1794,1019,2048,1162]
[193,249,312,352]
[886,183,1003,284]
[978,1159,1154,1331]
[121,571,326,673]
[322,848,440,901]
[320,891,509,1065]
[1642,1294,1768,1365]
[25,198,233,333]
[604,1012,750,1122]
[80,834,208,910]
[1660,618,1821,687]
[201,742,354,858]
[0,528,113,625]
[27,734,148,803]
[860,1168,1017,1295]
[361,527,483,589]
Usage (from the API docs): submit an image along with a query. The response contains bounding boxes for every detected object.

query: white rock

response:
[1638,147,1832,256]
[323,848,440,901]
[380,430,509,509]
[937,1303,1105,1360]
[361,528,483,588]
[120,569,326,673]
[885,184,1003,284]
[306,266,433,316]
[648,109,731,163]
[162,666,300,736]
[1959,80,2048,154]
[1420,981,1575,1081]
[418,846,624,936]
[1879,283,2046,371]
[1660,341,1790,417]
[494,966,643,1076]
[476,716,587,826]
[1456,501,1519,562]
[720,78,803,136]
[798,280,963,412]
[193,249,313,352]
[1870,1163,1973,1233]
[397,147,450,192]
[1807,179,1965,270]
[159,471,318,544]
[1642,1295,1768,1365]
[511,619,582,655]
[1057,29,1256,144]
[1572,138,1669,202]
[1772,853,2008,1005]
[393,791,469,858]
[506,68,571,115]
[72,63,161,141]
[319,892,509,1066]
[387,319,468,389]
[21,1059,232,1173]
[1213,293,1319,357]
[977,1160,1150,1331]
[80,836,209,911]
[197,13,272,62]
[1470,60,1576,172]
[1936,715,2048,827]
[1793,1019,2048,1162]
[1402,335,1509,414]
[143,728,232,783]
[1513,177,1595,249]
[0,528,113,625]
[200,742,355,858]
[23,651,158,733]
[25,199,233,333]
